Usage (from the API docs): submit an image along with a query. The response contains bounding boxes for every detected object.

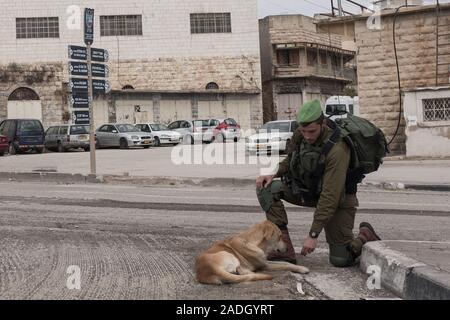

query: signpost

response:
[67,8,110,175]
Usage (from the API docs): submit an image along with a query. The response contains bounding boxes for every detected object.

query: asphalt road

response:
[0,181,449,300]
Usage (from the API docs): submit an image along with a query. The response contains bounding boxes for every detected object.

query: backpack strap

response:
[309,120,341,196]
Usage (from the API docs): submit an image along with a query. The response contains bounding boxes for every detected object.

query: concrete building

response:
[0,0,263,131]
[316,3,450,156]
[259,14,356,123]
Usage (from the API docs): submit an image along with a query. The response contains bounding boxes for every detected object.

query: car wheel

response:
[120,138,128,149]
[154,137,161,147]
[83,147,90,152]
[143,145,150,149]
[0,151,4,156]
[184,135,194,145]
[8,144,16,155]
[36,147,44,154]
[216,133,225,143]
[57,142,65,153]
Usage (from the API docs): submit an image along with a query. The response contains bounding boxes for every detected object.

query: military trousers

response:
[256,180,364,267]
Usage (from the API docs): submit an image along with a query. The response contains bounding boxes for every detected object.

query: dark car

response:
[0,119,45,155]
[0,135,8,156]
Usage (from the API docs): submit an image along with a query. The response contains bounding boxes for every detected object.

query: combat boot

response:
[267,228,297,264]
[358,222,381,244]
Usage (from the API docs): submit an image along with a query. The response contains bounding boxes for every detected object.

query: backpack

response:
[313,114,389,194]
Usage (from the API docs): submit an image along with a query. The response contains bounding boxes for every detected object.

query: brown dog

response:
[195,220,309,285]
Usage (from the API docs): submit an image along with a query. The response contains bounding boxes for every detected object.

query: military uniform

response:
[256,100,375,267]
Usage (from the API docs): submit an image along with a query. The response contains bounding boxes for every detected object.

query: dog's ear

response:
[262,222,277,240]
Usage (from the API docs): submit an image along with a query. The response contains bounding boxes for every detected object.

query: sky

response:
[257,0,450,18]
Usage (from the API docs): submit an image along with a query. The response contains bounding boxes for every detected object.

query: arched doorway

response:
[7,87,42,121]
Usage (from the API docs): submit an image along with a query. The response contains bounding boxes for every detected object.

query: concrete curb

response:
[360,242,450,300]
[1,171,450,191]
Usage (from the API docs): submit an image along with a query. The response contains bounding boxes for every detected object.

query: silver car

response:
[96,124,153,149]
[44,124,91,152]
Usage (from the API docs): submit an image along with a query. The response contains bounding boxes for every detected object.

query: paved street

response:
[0,180,449,299]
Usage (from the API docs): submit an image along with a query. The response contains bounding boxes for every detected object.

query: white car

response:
[167,120,214,144]
[246,120,298,154]
[135,123,182,147]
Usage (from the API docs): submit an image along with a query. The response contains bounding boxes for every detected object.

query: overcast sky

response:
[258,0,450,18]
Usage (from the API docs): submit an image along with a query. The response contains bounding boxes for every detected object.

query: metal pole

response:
[337,0,344,16]
[87,44,96,175]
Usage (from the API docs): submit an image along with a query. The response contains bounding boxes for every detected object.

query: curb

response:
[360,242,450,300]
[1,171,450,192]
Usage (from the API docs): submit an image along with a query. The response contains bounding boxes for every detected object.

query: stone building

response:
[0,0,263,131]
[259,14,357,123]
[316,3,450,155]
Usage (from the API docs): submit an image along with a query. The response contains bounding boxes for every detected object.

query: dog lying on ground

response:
[195,220,309,284]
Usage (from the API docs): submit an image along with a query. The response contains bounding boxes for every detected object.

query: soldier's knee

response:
[328,244,357,268]
[256,187,274,212]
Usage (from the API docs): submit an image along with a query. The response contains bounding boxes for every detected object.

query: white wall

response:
[404,88,450,158]
[0,0,260,63]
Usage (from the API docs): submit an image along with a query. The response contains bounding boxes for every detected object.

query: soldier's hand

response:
[301,236,318,256]
[256,175,275,189]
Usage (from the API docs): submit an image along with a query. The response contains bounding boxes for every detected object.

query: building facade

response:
[317,4,450,155]
[259,14,356,123]
[0,0,263,131]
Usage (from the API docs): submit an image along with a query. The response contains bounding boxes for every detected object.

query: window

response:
[206,82,219,90]
[168,122,180,130]
[277,50,299,66]
[319,51,328,66]
[100,15,142,36]
[70,125,89,134]
[59,126,68,135]
[307,50,317,66]
[16,17,59,39]
[190,13,231,34]
[423,98,450,121]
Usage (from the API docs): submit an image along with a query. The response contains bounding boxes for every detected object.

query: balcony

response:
[274,64,355,82]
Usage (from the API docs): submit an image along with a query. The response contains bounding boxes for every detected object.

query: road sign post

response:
[85,8,96,175]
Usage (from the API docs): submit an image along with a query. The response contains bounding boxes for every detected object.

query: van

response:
[0,119,45,155]
[44,124,91,152]
[324,96,360,120]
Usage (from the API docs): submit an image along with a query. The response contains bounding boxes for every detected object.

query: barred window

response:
[190,13,231,34]
[423,98,450,121]
[16,17,59,39]
[100,15,142,36]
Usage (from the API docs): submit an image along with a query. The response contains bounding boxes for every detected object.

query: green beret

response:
[297,100,323,124]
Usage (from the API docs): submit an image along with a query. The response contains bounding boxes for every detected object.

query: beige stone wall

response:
[355,9,450,154]
[0,63,66,128]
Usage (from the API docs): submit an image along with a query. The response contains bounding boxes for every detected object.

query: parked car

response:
[167,120,213,144]
[45,124,91,152]
[96,123,153,149]
[325,96,360,120]
[0,119,45,155]
[208,118,241,143]
[135,123,182,147]
[0,135,8,156]
[245,120,298,154]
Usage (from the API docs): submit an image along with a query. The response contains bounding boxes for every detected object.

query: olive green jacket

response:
[275,126,351,234]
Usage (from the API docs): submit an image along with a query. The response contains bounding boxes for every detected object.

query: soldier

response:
[256,100,381,267]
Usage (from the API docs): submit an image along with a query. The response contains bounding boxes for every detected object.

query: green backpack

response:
[323,114,390,189]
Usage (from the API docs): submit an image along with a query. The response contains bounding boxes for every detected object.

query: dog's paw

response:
[296,266,310,274]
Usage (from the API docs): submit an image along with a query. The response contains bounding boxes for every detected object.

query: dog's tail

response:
[199,268,273,285]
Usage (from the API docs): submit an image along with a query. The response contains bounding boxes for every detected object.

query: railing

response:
[274,64,355,81]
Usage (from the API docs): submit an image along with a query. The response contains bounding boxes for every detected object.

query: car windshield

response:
[116,124,138,133]
[70,125,90,134]
[326,104,347,116]
[225,119,237,125]
[193,120,209,127]
[259,122,291,133]
[18,120,42,132]
[150,124,169,131]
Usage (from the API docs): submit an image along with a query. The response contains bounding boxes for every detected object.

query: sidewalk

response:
[1,150,450,191]
[360,241,450,300]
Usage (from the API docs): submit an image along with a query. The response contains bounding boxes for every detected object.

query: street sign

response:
[69,62,109,77]
[92,63,109,77]
[69,78,88,92]
[69,93,89,109]
[84,8,94,45]
[72,110,90,125]
[68,46,109,63]
[92,79,111,94]
[91,48,109,63]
